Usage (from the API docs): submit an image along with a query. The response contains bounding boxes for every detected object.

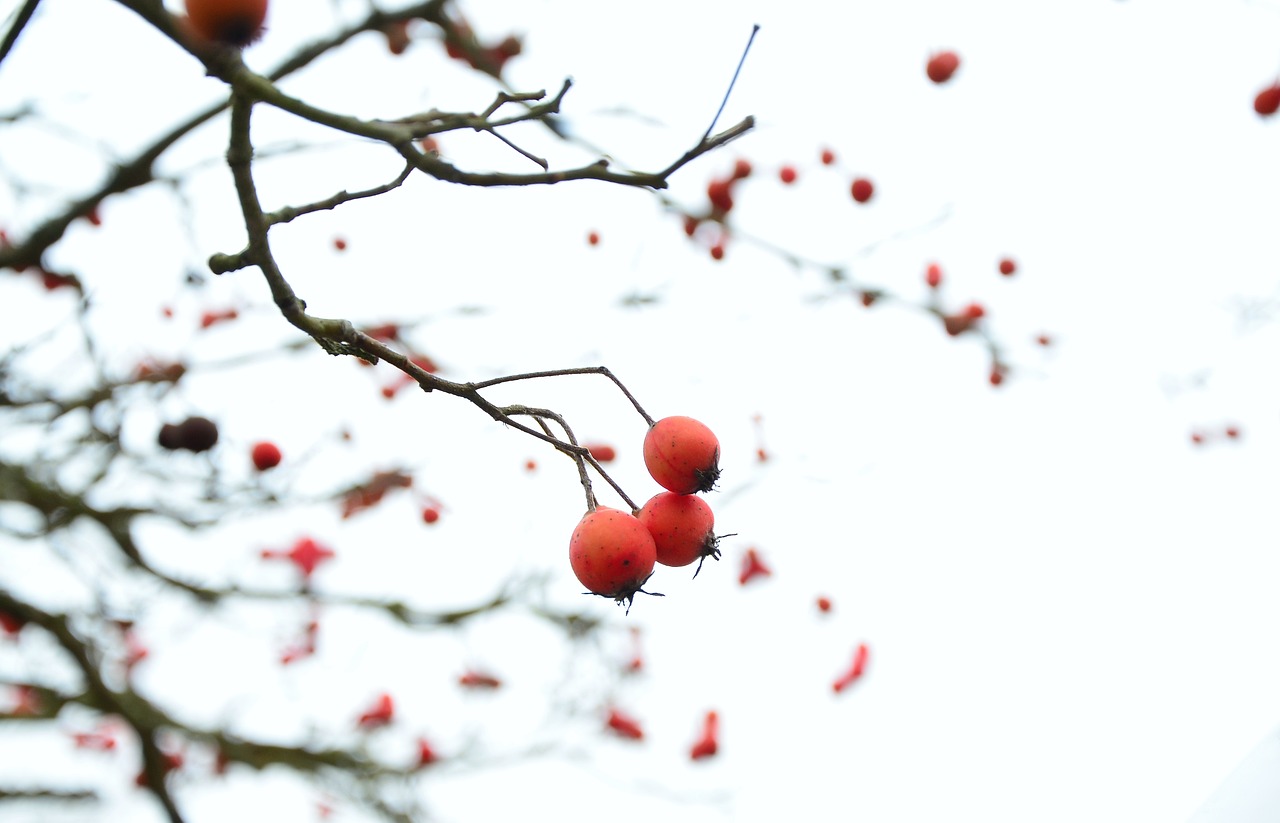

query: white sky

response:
[2,0,1280,822]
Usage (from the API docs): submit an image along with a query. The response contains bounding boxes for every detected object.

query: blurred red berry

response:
[1255,83,1280,116]
[820,147,836,165]
[739,548,771,586]
[356,693,395,729]
[999,258,1017,276]
[816,596,833,613]
[779,165,798,184]
[732,159,753,179]
[585,443,617,462]
[926,50,961,84]
[833,643,870,693]
[587,230,600,247]
[458,670,502,689]
[606,708,644,740]
[689,711,719,760]
[850,177,874,203]
[251,441,282,471]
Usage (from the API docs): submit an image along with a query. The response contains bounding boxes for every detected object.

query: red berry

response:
[643,416,721,494]
[416,738,439,767]
[925,262,943,288]
[707,179,734,213]
[184,0,268,47]
[638,492,719,571]
[820,147,836,165]
[964,302,985,320]
[989,367,1005,386]
[850,177,874,203]
[587,230,600,247]
[356,693,394,729]
[709,243,725,261]
[778,165,798,184]
[1036,334,1052,347]
[682,215,700,237]
[251,441,282,471]
[1190,431,1205,445]
[926,50,961,84]
[458,670,502,689]
[998,258,1017,276]
[569,508,658,606]
[689,711,719,760]
[738,548,771,586]
[1225,425,1241,439]
[832,643,870,693]
[816,596,833,613]
[421,505,441,524]
[1255,83,1280,117]
[732,159,753,179]
[585,443,617,462]
[606,708,644,740]
[333,237,347,251]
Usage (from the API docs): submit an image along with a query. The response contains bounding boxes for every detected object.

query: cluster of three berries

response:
[569,417,722,602]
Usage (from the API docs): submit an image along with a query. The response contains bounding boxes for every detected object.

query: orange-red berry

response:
[643,416,721,494]
[638,492,719,570]
[569,508,658,606]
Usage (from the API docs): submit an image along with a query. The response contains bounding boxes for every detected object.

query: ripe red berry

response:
[251,441,282,471]
[964,302,986,320]
[850,177,874,203]
[643,416,721,494]
[585,443,617,462]
[421,505,441,524]
[820,147,836,165]
[184,0,268,47]
[1255,83,1280,117]
[1190,431,1205,445]
[998,258,1017,276]
[569,508,658,607]
[638,492,720,572]
[732,159,753,180]
[709,243,725,261]
[333,237,347,251]
[1225,425,1241,439]
[587,230,600,247]
[926,50,961,84]
[816,596,833,613]
[683,215,700,237]
[924,263,943,289]
[778,165,798,184]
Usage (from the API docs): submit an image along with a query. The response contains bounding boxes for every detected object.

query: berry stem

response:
[470,365,655,426]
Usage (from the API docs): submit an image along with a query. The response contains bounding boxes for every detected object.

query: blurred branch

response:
[0,0,41,70]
